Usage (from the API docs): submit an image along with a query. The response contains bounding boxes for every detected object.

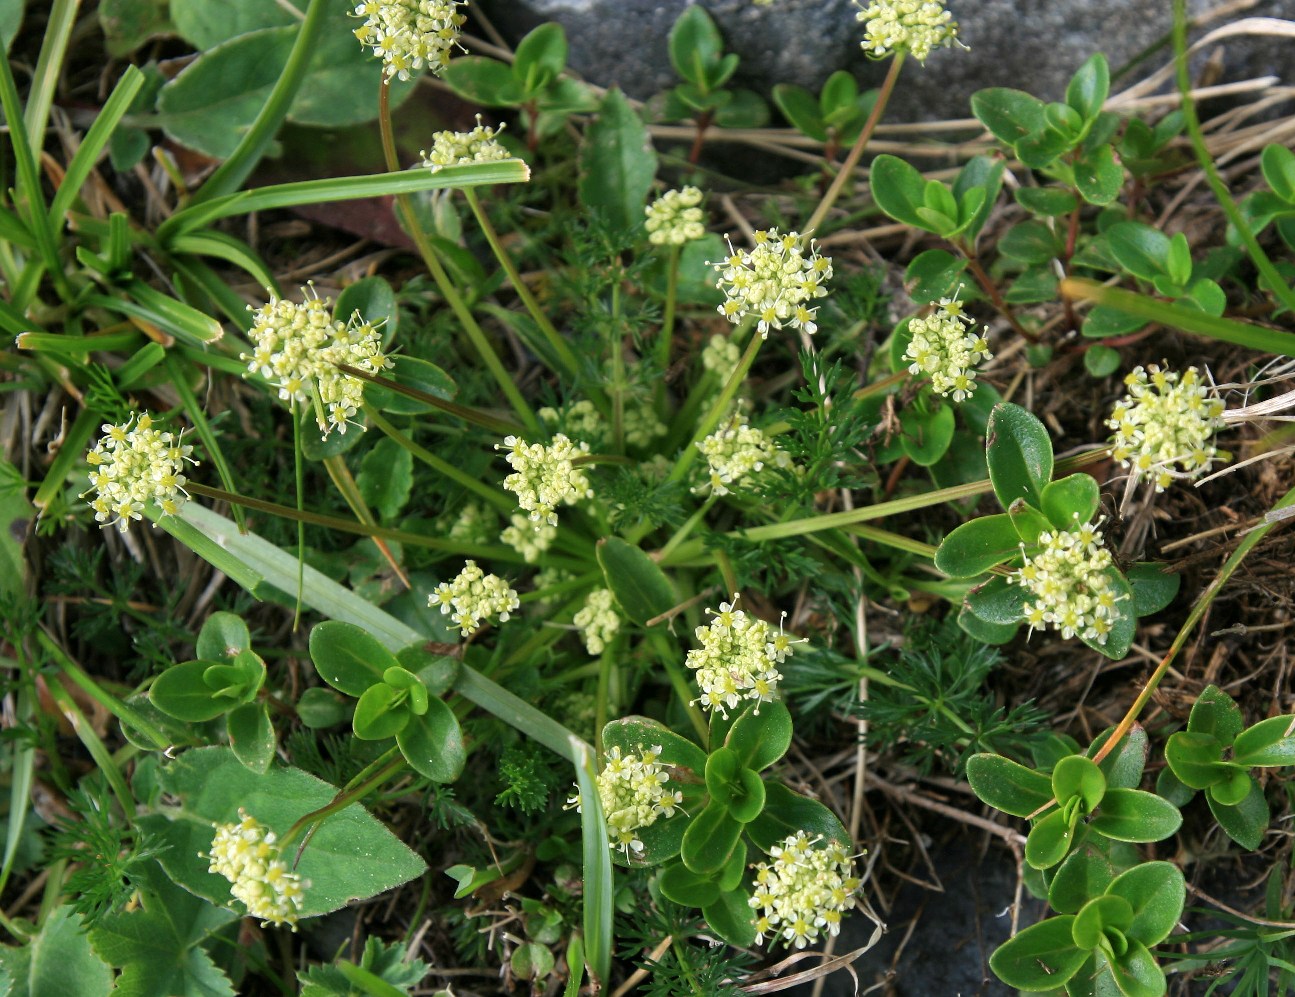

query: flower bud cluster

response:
[352,0,466,80]
[539,398,664,452]
[497,434,593,526]
[711,229,833,338]
[566,745,681,857]
[856,0,960,62]
[701,334,741,375]
[1014,518,1119,644]
[429,560,520,636]
[421,116,510,172]
[500,513,556,563]
[208,810,308,928]
[904,295,990,402]
[1108,365,1226,492]
[644,187,706,246]
[750,832,860,948]
[243,288,390,436]
[695,417,791,496]
[686,597,801,717]
[445,500,497,546]
[84,413,198,532]
[573,588,621,655]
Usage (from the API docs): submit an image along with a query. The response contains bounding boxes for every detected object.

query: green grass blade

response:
[83,284,223,346]
[22,0,78,144]
[170,231,278,292]
[573,738,613,988]
[0,50,60,301]
[32,407,96,515]
[164,354,246,532]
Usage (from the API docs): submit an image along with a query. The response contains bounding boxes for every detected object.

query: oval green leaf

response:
[934,514,1022,578]
[986,403,1053,509]
[988,915,1085,991]
[1088,788,1181,843]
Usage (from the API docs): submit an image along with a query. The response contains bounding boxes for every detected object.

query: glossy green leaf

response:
[1053,755,1106,812]
[999,220,1063,265]
[1084,344,1122,378]
[1106,222,1171,283]
[725,701,792,772]
[1086,726,1148,790]
[1026,809,1075,870]
[149,661,231,722]
[138,747,426,917]
[904,248,967,304]
[870,154,928,230]
[1125,563,1180,618]
[964,575,1028,626]
[966,753,1054,818]
[1233,714,1295,767]
[1164,731,1226,789]
[335,276,397,339]
[1072,894,1132,950]
[1089,788,1181,842]
[958,605,1020,645]
[441,55,524,105]
[1207,778,1268,850]
[1104,862,1183,948]
[680,802,742,875]
[1015,187,1078,217]
[934,514,1022,578]
[602,717,707,775]
[309,620,399,697]
[725,768,765,824]
[1084,568,1135,661]
[746,781,849,853]
[357,438,413,521]
[1041,474,1100,531]
[226,701,275,774]
[1008,499,1053,546]
[659,861,720,908]
[296,687,350,729]
[596,537,675,626]
[1065,54,1109,124]
[702,889,757,948]
[986,403,1053,509]
[195,611,251,661]
[365,355,457,415]
[1074,144,1124,206]
[1081,305,1147,339]
[396,697,465,783]
[1209,767,1253,806]
[1048,844,1118,915]
[396,644,459,699]
[772,83,825,141]
[0,906,113,997]
[971,87,1047,147]
[1185,684,1243,745]
[900,403,955,466]
[717,841,747,892]
[952,155,1003,244]
[513,22,567,91]
[579,88,656,232]
[1154,766,1195,807]
[668,4,724,87]
[353,683,409,741]
[1106,940,1164,997]
[1262,143,1295,204]
[988,915,1085,991]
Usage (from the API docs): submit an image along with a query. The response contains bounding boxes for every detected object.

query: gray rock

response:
[478,0,1294,122]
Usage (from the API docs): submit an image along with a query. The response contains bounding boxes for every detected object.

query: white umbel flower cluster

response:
[644,187,706,246]
[904,295,991,402]
[497,434,593,526]
[500,513,556,563]
[352,0,466,81]
[1014,518,1120,644]
[207,810,308,928]
[695,417,791,496]
[711,229,833,338]
[856,0,960,62]
[243,288,390,436]
[750,832,860,949]
[84,413,197,532]
[566,745,682,857]
[573,588,621,655]
[686,597,801,717]
[1108,365,1226,492]
[421,116,510,172]
[429,560,520,636]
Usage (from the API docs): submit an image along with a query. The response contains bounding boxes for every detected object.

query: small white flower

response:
[500,513,556,563]
[1013,517,1120,644]
[686,595,803,717]
[352,0,466,81]
[749,832,860,949]
[695,417,791,496]
[429,560,520,637]
[566,745,682,857]
[83,413,198,532]
[1108,365,1226,492]
[856,0,962,63]
[421,116,511,171]
[573,588,621,655]
[207,809,308,928]
[710,229,833,339]
[644,187,707,246]
[496,434,593,527]
[903,293,991,402]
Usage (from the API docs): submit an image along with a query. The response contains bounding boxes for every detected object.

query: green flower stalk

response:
[208,810,308,928]
[750,832,860,949]
[429,560,520,636]
[856,0,961,62]
[84,413,198,532]
[352,0,466,81]
[1108,364,1227,493]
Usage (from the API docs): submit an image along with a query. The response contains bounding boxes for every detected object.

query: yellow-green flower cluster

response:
[701,334,741,375]
[540,398,664,451]
[445,500,496,545]
[573,588,621,655]
[695,417,791,496]
[84,413,197,532]
[500,513,556,563]
[421,116,510,172]
[1108,365,1226,492]
[429,560,520,637]
[904,296,990,402]
[497,434,593,526]
[243,288,390,436]
[856,0,960,62]
[1015,518,1119,644]
[686,597,801,717]
[750,832,860,949]
[207,810,308,928]
[644,187,706,246]
[352,0,466,81]
[566,745,681,857]
[711,229,833,338]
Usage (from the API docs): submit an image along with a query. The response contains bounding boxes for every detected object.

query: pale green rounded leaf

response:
[396,697,465,783]
[1104,861,1185,946]
[1025,809,1075,870]
[1088,788,1181,843]
[986,403,1053,509]
[934,514,1022,578]
[309,620,399,697]
[988,915,1085,991]
[1233,714,1295,767]
[226,701,275,774]
[966,753,1053,818]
